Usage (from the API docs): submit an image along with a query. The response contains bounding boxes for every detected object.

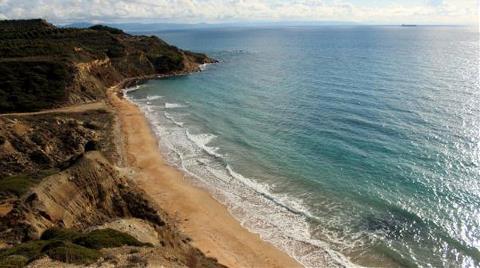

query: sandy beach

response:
[108,82,302,268]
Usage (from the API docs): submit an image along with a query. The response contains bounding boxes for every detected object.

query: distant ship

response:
[401,24,417,27]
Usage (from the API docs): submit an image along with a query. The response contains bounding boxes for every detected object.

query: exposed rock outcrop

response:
[0,150,224,267]
[0,109,117,178]
[0,151,162,241]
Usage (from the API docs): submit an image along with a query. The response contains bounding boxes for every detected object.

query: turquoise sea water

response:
[126,26,480,267]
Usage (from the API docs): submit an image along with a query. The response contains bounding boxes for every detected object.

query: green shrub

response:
[89,25,124,34]
[0,175,37,197]
[0,238,100,266]
[41,227,147,249]
[0,61,71,112]
[0,228,149,266]
[0,255,29,268]
[0,169,59,198]
[43,241,101,264]
[0,240,48,261]
[74,228,147,249]
[40,228,82,241]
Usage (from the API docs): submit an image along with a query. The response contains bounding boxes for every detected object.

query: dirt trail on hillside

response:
[0,101,108,117]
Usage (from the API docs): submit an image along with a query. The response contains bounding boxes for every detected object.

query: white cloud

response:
[0,0,477,24]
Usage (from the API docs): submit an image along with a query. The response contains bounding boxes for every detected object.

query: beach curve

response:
[108,80,303,268]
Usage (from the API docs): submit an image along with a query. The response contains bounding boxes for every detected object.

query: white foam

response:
[147,95,163,100]
[226,165,272,195]
[164,112,184,127]
[123,90,360,268]
[186,130,223,158]
[199,63,210,71]
[123,84,142,93]
[223,165,360,267]
[165,102,187,109]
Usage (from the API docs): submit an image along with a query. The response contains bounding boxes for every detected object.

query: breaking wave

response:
[125,93,358,268]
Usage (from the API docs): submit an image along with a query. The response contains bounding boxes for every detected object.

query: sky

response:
[0,0,477,25]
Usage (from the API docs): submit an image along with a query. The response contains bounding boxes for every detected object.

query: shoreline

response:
[107,77,303,268]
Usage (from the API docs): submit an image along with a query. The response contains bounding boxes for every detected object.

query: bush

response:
[41,227,147,249]
[43,241,101,264]
[0,240,48,261]
[0,175,37,197]
[74,228,148,249]
[0,228,150,266]
[0,169,59,199]
[89,25,124,35]
[149,55,184,73]
[0,234,100,265]
[0,255,29,267]
[0,61,71,113]
[40,228,81,241]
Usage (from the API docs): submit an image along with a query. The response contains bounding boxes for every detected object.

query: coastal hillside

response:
[0,19,214,112]
[0,19,223,267]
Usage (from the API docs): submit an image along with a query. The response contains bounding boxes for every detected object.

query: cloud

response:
[427,0,444,7]
[0,0,477,24]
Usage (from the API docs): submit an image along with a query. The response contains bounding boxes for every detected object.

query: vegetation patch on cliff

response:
[0,169,58,199]
[0,228,147,266]
[0,61,72,112]
[42,241,101,264]
[43,228,150,249]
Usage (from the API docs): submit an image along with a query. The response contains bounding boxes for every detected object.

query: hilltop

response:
[0,19,214,113]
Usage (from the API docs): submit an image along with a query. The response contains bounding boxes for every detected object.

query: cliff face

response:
[0,19,214,112]
[0,108,224,267]
[0,109,116,178]
[1,151,144,242]
[0,107,137,241]
[1,150,223,267]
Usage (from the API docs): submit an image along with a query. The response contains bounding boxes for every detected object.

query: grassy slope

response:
[0,228,147,266]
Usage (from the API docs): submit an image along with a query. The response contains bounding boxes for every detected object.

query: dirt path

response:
[0,101,108,117]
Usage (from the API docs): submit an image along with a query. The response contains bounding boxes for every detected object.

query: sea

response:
[125,25,479,267]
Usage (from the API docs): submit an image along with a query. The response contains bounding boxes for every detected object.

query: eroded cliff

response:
[0,107,224,267]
